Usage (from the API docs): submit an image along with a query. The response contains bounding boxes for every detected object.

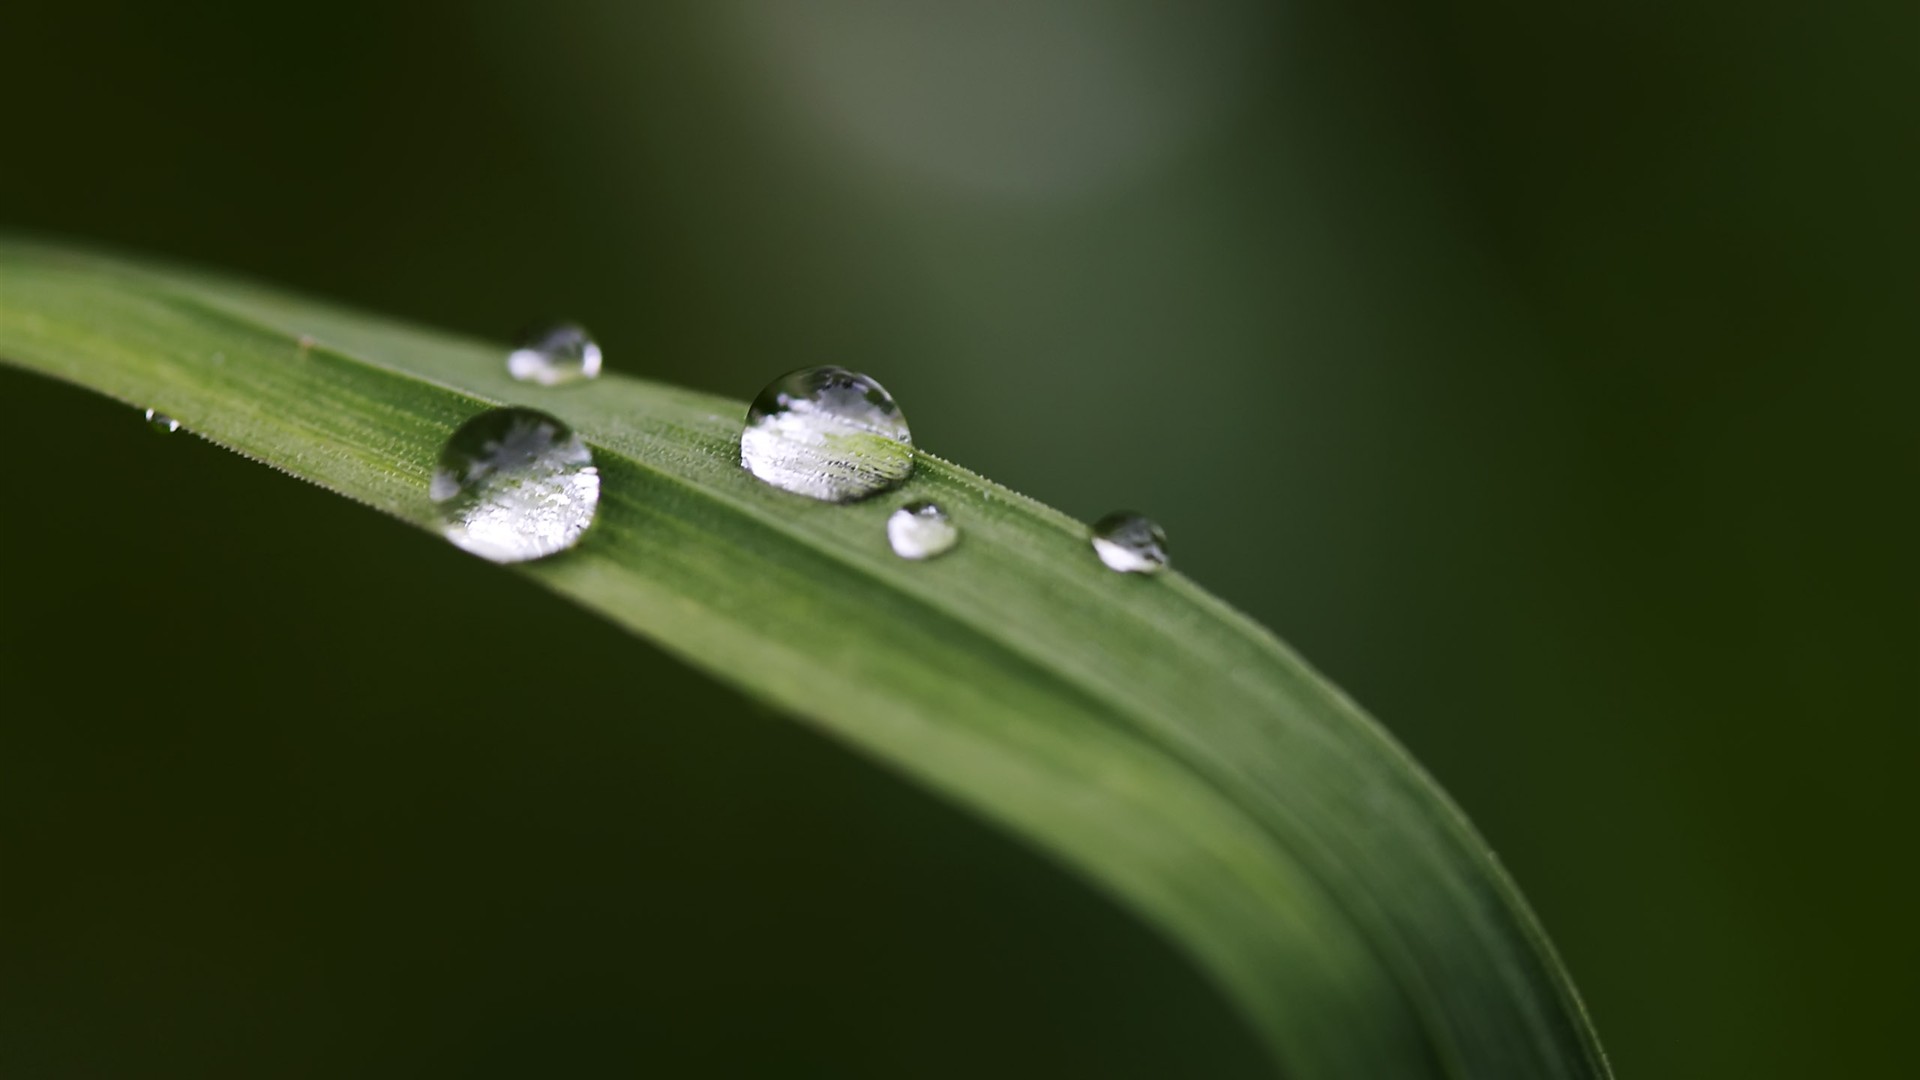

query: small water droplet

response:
[507,322,603,386]
[144,408,181,434]
[888,499,958,560]
[430,407,600,564]
[1090,511,1169,574]
[739,366,913,502]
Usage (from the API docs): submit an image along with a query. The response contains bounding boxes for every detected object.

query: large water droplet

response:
[430,407,600,564]
[144,408,181,434]
[888,499,958,560]
[507,322,603,386]
[1090,512,1169,574]
[739,366,913,502]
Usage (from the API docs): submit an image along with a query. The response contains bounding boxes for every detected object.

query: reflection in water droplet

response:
[507,323,603,386]
[888,499,958,560]
[1090,512,1169,575]
[431,407,600,564]
[144,408,181,434]
[739,366,913,502]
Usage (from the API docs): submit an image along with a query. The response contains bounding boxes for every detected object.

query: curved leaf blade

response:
[0,238,1608,1079]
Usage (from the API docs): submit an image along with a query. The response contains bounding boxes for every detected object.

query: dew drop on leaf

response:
[887,499,958,560]
[431,407,600,564]
[144,407,181,434]
[506,322,603,386]
[739,365,913,502]
[1090,511,1169,574]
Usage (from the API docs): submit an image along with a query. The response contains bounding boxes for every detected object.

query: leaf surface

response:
[0,239,1609,1078]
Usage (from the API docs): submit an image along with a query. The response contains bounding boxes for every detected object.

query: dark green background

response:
[1,2,1911,1076]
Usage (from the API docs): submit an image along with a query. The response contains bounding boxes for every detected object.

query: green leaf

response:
[0,238,1609,1078]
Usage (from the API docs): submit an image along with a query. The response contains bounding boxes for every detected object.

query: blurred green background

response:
[1,2,1911,1076]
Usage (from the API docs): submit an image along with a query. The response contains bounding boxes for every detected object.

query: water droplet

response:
[739,366,913,502]
[144,408,181,434]
[430,407,600,564]
[887,499,958,560]
[507,322,603,386]
[1090,512,1169,574]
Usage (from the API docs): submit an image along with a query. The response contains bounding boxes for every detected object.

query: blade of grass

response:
[0,237,1608,1079]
